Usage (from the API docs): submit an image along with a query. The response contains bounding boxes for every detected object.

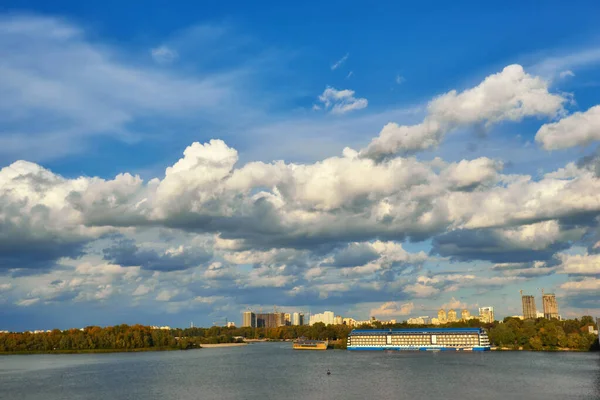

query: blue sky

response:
[1,2,600,330]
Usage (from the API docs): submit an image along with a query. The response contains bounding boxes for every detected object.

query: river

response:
[1,343,598,399]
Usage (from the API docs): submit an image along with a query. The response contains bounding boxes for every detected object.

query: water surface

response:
[1,343,598,400]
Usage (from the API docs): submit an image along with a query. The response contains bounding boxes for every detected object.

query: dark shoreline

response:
[491,347,592,352]
[0,347,199,355]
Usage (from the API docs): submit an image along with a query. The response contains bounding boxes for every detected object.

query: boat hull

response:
[293,341,328,350]
[348,346,490,351]
[293,344,328,350]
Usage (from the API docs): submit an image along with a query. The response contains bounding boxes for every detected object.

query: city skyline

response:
[1,2,600,331]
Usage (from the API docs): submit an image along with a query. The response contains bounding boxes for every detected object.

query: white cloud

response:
[16,298,40,307]
[370,301,414,317]
[4,28,600,322]
[132,284,153,296]
[331,53,349,70]
[203,262,237,280]
[441,297,467,310]
[395,75,405,84]
[560,277,600,292]
[318,87,368,114]
[156,289,178,302]
[559,70,575,79]
[536,105,600,150]
[150,45,178,64]
[0,15,242,161]
[557,253,600,275]
[404,282,439,297]
[361,64,565,159]
[346,71,354,79]
[530,46,600,79]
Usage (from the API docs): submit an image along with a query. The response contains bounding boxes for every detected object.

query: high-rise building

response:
[325,311,335,324]
[284,313,291,326]
[256,312,286,328]
[242,311,256,328]
[438,309,447,324]
[334,315,343,325]
[479,307,494,323]
[542,293,559,320]
[447,309,457,323]
[309,311,335,325]
[461,309,471,321]
[521,293,537,319]
[407,317,426,325]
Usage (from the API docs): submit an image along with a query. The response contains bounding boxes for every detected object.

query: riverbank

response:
[0,347,192,355]
[200,343,248,348]
[0,343,251,354]
[491,346,592,352]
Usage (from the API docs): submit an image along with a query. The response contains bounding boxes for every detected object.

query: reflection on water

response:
[0,343,598,400]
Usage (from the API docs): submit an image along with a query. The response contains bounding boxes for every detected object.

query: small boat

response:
[292,338,328,350]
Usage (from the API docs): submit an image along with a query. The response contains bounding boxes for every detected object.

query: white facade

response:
[479,307,495,323]
[292,312,305,326]
[309,311,335,325]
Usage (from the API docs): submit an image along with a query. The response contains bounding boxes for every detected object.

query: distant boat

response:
[292,338,328,350]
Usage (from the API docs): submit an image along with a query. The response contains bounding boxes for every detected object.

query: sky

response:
[1,1,600,331]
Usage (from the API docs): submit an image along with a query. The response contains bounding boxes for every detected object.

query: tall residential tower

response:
[242,311,256,328]
[542,292,559,320]
[479,307,494,323]
[521,291,537,319]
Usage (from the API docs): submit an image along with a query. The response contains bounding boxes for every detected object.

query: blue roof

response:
[349,328,483,335]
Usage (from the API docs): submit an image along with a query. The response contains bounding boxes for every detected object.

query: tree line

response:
[487,316,599,351]
[0,324,201,353]
[1,316,597,353]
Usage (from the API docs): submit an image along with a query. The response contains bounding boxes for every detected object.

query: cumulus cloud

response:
[557,252,600,275]
[132,284,153,296]
[492,261,558,277]
[5,135,600,280]
[102,239,212,272]
[404,280,440,297]
[317,87,368,114]
[327,243,380,267]
[432,221,584,263]
[560,277,600,292]
[203,262,238,281]
[536,105,600,150]
[370,301,414,317]
[3,31,600,323]
[441,297,467,310]
[0,160,107,274]
[361,64,566,159]
[405,273,492,298]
